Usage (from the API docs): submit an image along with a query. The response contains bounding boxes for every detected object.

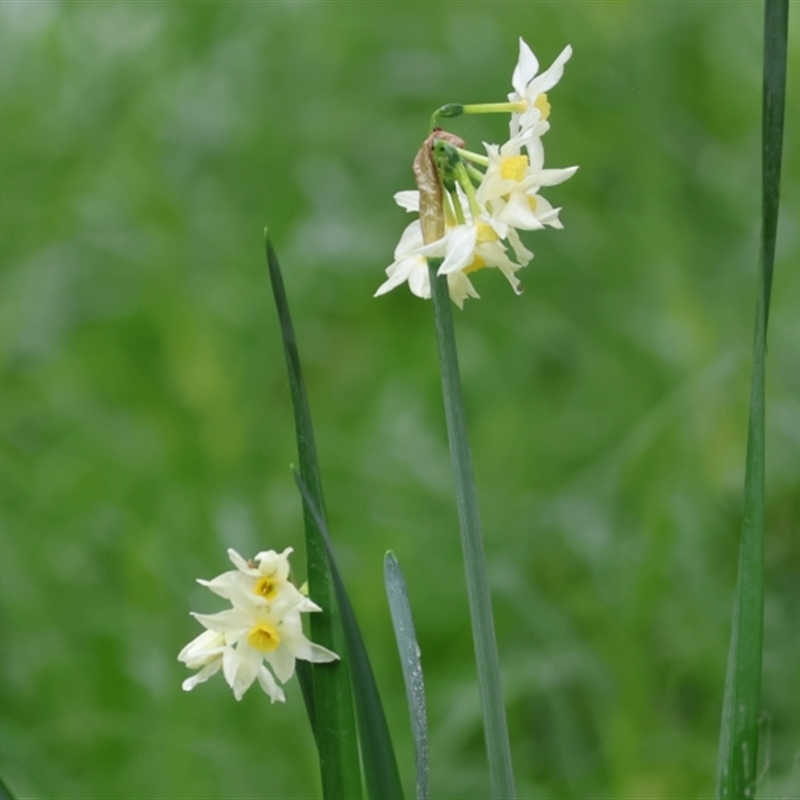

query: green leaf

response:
[265,230,362,800]
[0,773,15,800]
[295,471,405,800]
[384,552,429,800]
[715,3,787,798]
[428,259,516,799]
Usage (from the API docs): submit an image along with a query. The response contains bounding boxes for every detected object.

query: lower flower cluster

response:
[178,548,338,702]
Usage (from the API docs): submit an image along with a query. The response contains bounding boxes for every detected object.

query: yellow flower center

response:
[247,622,281,653]
[254,576,279,601]
[476,223,499,244]
[500,155,529,183]
[464,224,498,274]
[534,93,550,121]
[464,255,486,275]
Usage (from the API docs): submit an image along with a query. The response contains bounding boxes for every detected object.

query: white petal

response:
[268,589,314,620]
[417,235,448,259]
[197,572,239,600]
[530,194,562,227]
[477,241,518,272]
[482,141,501,159]
[519,116,550,139]
[500,129,529,157]
[227,548,258,575]
[181,658,223,691]
[447,271,479,309]
[191,607,252,634]
[438,225,477,275]
[253,547,292,580]
[477,171,516,204]
[528,44,572,96]
[178,629,226,666]
[266,643,297,683]
[407,262,431,298]
[525,136,545,171]
[223,644,261,701]
[394,190,420,212]
[496,264,523,293]
[512,38,539,98]
[256,666,286,703]
[498,194,545,231]
[537,166,578,187]
[507,228,534,266]
[283,625,340,665]
[393,220,425,259]
[375,256,417,297]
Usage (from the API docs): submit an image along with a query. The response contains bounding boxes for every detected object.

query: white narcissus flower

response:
[477,130,577,235]
[199,547,315,612]
[509,38,572,138]
[191,586,338,701]
[438,222,524,295]
[179,548,337,702]
[177,629,228,692]
[376,191,526,303]
[374,197,480,308]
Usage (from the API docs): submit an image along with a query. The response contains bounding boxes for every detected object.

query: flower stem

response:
[427,258,516,800]
[462,101,526,115]
[455,147,490,168]
[453,162,483,220]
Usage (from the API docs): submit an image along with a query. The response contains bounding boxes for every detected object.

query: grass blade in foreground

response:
[295,471,405,800]
[715,2,788,797]
[265,230,362,800]
[428,260,515,799]
[384,551,429,800]
[0,773,15,800]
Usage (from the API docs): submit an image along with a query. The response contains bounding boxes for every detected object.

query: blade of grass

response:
[428,259,516,799]
[265,230,362,800]
[715,3,787,798]
[294,470,405,800]
[384,551,429,800]
[0,773,15,800]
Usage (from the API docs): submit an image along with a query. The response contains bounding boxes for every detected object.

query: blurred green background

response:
[1,2,799,798]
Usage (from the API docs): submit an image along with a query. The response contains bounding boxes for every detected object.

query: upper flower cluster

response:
[178,547,338,702]
[375,38,577,308]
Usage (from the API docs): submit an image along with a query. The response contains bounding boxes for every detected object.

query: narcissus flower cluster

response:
[178,547,338,702]
[375,38,577,308]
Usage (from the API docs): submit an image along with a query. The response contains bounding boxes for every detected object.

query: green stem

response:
[455,147,490,168]
[427,258,516,799]
[462,101,526,115]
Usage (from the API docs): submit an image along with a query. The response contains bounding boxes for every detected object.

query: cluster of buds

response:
[178,548,337,702]
[375,39,577,308]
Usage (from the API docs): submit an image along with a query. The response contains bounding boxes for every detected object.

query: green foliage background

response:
[1,2,799,798]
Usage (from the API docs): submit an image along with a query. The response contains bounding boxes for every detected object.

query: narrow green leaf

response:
[428,259,516,799]
[715,3,787,798]
[384,551,429,800]
[295,660,316,733]
[0,773,15,800]
[265,230,362,800]
[760,0,788,326]
[295,471,405,800]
